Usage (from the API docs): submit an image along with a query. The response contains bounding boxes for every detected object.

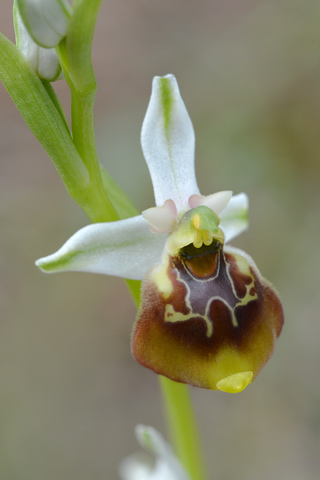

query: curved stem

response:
[70,87,119,222]
[57,0,119,222]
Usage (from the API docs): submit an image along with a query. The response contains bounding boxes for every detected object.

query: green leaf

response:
[0,33,90,209]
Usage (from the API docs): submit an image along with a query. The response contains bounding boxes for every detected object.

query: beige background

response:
[1,1,320,479]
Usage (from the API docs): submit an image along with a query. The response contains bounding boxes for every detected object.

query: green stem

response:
[159,376,207,480]
[57,0,119,223]
[70,87,119,222]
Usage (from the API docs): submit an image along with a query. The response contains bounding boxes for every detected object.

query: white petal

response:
[35,216,168,281]
[142,199,177,233]
[141,74,200,212]
[189,190,233,215]
[219,193,249,243]
[16,0,71,48]
[119,425,190,480]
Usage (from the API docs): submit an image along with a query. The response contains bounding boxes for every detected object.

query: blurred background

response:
[1,1,320,479]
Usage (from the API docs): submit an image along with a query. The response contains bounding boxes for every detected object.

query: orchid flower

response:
[36,74,284,393]
[119,425,190,480]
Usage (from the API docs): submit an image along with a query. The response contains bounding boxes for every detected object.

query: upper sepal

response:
[141,74,200,212]
[36,216,168,281]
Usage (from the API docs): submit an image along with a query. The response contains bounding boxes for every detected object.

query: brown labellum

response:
[131,241,284,392]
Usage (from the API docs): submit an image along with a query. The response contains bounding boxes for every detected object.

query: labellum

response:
[132,207,284,393]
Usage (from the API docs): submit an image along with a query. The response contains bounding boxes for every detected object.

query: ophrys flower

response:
[36,74,284,393]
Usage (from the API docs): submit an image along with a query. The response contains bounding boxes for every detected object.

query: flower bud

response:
[16,0,71,48]
[14,0,63,81]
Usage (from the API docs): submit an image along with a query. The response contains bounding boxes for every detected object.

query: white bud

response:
[16,0,71,48]
[14,0,63,81]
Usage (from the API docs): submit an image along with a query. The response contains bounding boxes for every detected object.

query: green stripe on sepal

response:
[160,76,173,134]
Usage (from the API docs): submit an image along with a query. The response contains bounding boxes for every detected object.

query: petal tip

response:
[152,73,176,85]
[35,256,55,273]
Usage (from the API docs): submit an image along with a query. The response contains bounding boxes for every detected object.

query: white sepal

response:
[16,0,71,48]
[219,192,249,243]
[141,74,200,212]
[119,425,190,480]
[35,216,168,281]
[14,1,62,81]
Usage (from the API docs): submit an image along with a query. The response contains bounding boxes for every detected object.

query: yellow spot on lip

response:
[216,371,253,393]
